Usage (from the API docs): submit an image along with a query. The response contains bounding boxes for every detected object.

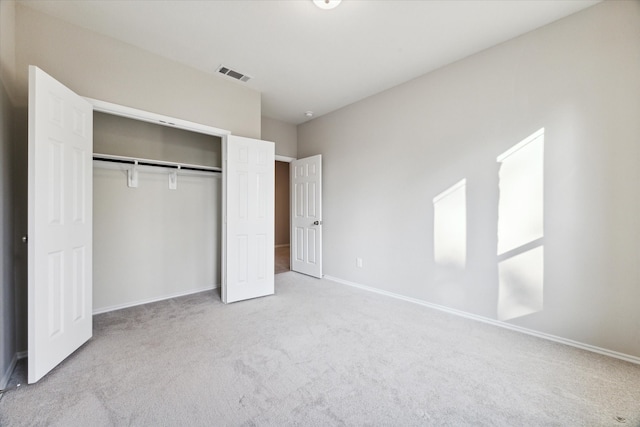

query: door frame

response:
[86,98,230,139]
[272,154,325,278]
[87,99,279,302]
[274,156,295,273]
[275,155,295,163]
[85,99,239,307]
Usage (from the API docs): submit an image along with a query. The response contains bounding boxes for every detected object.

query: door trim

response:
[275,155,295,163]
[84,97,230,138]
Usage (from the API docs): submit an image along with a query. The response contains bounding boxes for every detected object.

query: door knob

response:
[313,220,322,226]
[22,235,28,244]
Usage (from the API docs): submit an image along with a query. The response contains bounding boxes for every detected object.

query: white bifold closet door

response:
[222,135,275,303]
[28,66,93,384]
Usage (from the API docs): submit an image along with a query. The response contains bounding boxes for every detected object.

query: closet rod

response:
[93,153,221,174]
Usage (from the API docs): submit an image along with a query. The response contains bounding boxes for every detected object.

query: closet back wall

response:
[93,112,221,313]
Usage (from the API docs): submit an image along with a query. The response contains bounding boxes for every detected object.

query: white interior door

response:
[290,155,322,278]
[28,66,93,383]
[222,135,275,303]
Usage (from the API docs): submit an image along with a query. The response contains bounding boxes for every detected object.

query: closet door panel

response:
[222,135,275,303]
[28,66,93,384]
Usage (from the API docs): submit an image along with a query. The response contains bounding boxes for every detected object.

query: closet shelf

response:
[93,153,222,173]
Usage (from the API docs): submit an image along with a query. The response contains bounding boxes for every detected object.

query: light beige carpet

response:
[275,245,290,274]
[2,272,639,426]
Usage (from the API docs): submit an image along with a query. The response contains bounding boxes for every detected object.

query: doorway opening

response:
[275,160,290,274]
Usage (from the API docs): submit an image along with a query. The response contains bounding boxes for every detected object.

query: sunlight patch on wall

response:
[497,129,544,321]
[497,129,544,254]
[498,246,544,321]
[433,179,466,269]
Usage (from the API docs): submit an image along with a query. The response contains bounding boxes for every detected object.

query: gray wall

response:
[0,0,16,388]
[93,113,221,313]
[262,116,297,158]
[298,1,640,358]
[14,4,261,138]
[0,81,15,388]
[93,168,220,313]
[94,112,222,168]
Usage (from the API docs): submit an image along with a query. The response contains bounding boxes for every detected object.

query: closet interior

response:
[92,111,222,313]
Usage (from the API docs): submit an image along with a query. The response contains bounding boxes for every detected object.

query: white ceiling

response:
[19,0,600,125]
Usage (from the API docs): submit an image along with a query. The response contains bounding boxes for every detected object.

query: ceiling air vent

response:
[216,65,252,83]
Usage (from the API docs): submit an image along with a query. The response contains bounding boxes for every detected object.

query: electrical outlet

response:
[356,257,363,268]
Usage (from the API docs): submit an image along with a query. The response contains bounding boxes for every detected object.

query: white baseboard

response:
[324,275,640,365]
[1,353,19,390]
[92,285,218,315]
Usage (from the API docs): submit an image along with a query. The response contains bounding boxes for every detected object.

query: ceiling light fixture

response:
[305,111,314,118]
[313,0,341,10]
